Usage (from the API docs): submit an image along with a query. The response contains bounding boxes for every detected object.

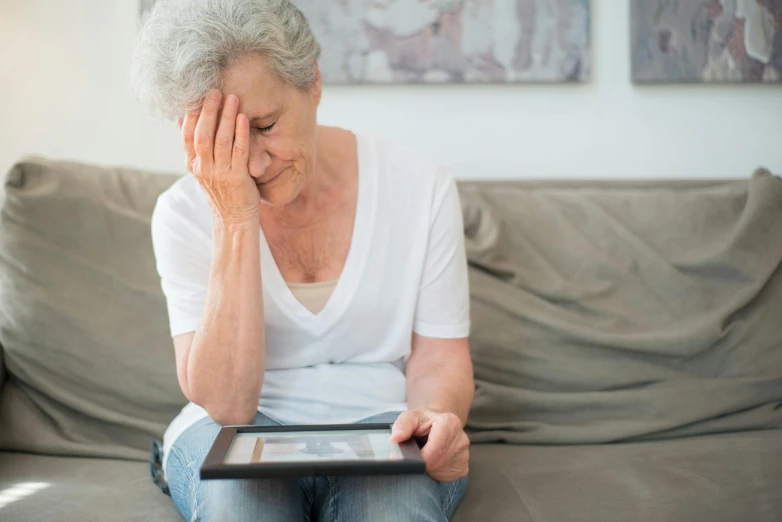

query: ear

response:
[312,62,322,106]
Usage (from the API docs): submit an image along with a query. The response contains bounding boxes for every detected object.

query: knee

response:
[165,421,223,521]
[165,448,200,521]
[201,478,312,522]
[335,474,447,522]
[199,480,247,521]
[169,478,255,522]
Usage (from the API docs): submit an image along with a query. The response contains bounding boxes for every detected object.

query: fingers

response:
[193,90,223,166]
[391,410,469,481]
[390,410,434,443]
[390,410,418,443]
[421,416,470,481]
[214,94,239,169]
[181,110,199,171]
[232,113,250,175]
[420,417,450,464]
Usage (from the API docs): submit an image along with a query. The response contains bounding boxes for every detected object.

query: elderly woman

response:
[132,0,473,520]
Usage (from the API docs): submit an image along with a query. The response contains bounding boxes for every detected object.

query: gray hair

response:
[131,0,321,120]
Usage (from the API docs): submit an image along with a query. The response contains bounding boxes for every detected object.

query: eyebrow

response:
[249,110,278,123]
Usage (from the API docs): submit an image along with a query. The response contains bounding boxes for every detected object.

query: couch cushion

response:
[2,430,779,522]
[462,170,782,444]
[453,430,782,522]
[0,158,186,460]
[0,451,180,522]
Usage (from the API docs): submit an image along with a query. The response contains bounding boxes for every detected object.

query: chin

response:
[258,175,305,207]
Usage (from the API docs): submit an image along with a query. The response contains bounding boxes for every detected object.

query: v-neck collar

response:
[258,134,376,335]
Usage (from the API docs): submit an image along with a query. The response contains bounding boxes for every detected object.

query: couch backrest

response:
[1,156,780,460]
[0,158,186,460]
[461,169,782,444]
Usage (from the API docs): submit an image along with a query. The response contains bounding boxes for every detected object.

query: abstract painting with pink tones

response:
[293,0,591,84]
[631,0,782,83]
[139,0,156,18]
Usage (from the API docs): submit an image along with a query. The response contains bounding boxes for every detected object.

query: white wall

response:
[1,0,780,180]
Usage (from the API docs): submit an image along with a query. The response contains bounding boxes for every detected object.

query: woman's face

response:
[221,53,321,207]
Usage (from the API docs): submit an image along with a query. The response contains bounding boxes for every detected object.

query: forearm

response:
[187,221,264,424]
[406,337,474,426]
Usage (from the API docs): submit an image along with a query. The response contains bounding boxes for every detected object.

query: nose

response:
[248,139,272,179]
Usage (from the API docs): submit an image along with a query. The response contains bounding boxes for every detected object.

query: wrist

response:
[422,405,446,415]
[213,216,259,234]
[420,405,467,427]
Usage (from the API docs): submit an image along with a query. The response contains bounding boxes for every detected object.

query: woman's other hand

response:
[179,89,267,227]
[390,408,470,482]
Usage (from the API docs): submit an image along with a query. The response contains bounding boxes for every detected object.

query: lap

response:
[166,412,315,521]
[331,411,467,520]
[322,473,467,522]
[165,411,467,522]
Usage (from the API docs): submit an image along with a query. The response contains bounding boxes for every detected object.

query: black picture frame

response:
[200,423,426,480]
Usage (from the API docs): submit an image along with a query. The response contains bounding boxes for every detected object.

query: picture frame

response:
[201,423,426,480]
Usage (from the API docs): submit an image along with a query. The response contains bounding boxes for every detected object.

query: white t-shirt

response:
[151,134,470,471]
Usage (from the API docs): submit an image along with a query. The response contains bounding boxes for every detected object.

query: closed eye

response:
[254,122,276,133]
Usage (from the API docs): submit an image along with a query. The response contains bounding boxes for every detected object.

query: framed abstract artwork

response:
[631,0,782,83]
[294,0,592,84]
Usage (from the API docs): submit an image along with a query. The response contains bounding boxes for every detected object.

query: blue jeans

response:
[166,411,468,521]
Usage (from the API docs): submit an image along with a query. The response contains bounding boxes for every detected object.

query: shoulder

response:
[155,173,209,214]
[151,174,212,240]
[364,135,455,207]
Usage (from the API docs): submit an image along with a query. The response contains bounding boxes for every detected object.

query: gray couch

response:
[1,158,780,522]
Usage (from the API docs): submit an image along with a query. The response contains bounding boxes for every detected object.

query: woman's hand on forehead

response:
[179,89,265,228]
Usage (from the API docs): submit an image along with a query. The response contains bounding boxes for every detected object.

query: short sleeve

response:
[150,189,211,337]
[413,172,470,339]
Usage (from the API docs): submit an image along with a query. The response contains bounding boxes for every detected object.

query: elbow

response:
[210,409,257,426]
[202,400,258,426]
[189,388,259,426]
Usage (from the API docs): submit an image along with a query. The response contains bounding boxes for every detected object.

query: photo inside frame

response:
[224,429,404,465]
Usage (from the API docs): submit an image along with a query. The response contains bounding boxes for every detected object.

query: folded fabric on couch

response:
[0,344,5,394]
[463,169,782,444]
